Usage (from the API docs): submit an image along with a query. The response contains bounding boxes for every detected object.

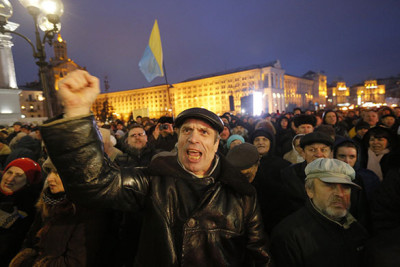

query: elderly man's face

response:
[220,126,230,140]
[232,125,246,136]
[1,166,27,194]
[177,119,219,177]
[302,143,331,164]
[364,111,379,126]
[296,124,314,134]
[126,127,148,150]
[306,179,351,221]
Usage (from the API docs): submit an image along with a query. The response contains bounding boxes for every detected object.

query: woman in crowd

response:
[0,158,42,266]
[322,109,348,137]
[10,158,115,266]
[360,126,399,181]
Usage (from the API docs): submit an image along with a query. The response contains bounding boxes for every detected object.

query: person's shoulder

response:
[272,207,309,237]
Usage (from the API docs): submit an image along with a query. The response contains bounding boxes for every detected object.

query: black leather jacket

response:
[41,115,270,266]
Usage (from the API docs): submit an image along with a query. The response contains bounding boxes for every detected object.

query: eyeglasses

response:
[130,133,146,138]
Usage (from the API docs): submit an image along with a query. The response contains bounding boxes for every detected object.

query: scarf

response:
[0,206,27,229]
[42,188,67,206]
[367,148,390,181]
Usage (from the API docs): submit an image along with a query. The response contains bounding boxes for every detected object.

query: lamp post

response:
[0,0,64,118]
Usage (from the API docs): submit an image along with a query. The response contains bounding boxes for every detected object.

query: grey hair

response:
[305,178,315,191]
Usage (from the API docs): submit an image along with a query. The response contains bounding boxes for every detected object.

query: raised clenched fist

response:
[58,70,100,118]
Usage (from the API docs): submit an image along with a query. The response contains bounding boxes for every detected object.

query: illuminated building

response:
[351,80,386,107]
[93,61,328,120]
[327,81,350,108]
[18,82,46,118]
[46,33,83,115]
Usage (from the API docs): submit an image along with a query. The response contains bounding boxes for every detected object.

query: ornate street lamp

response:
[0,0,64,118]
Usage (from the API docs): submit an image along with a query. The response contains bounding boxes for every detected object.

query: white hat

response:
[305,158,361,189]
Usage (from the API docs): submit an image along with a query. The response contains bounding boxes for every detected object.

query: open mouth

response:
[187,149,202,161]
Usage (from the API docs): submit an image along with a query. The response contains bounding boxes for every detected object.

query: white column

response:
[0,21,22,125]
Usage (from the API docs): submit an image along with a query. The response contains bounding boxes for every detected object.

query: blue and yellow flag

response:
[139,20,164,82]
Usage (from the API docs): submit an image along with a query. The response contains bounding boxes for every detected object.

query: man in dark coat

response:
[365,167,400,267]
[280,131,333,218]
[40,70,270,266]
[251,128,291,234]
[116,123,158,167]
[271,158,369,267]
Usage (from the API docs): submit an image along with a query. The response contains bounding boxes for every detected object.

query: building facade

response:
[92,61,327,121]
[327,81,350,108]
[351,80,386,107]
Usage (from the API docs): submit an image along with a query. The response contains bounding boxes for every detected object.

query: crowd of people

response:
[1,69,400,266]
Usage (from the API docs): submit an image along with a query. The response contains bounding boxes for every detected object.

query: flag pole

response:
[163,61,174,118]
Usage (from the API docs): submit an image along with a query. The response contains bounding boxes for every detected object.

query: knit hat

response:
[300,132,334,149]
[3,158,42,185]
[250,128,274,144]
[226,143,259,170]
[305,158,360,189]
[226,134,245,149]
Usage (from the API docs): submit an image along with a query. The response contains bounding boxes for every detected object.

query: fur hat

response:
[293,115,317,127]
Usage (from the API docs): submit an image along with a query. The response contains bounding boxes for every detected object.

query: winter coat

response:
[253,154,291,234]
[0,185,41,267]
[280,161,371,230]
[365,167,400,267]
[116,142,158,168]
[40,115,270,266]
[271,199,369,267]
[10,188,114,267]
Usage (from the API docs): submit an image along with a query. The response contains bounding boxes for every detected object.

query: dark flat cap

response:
[175,107,224,133]
[300,132,334,149]
[226,143,259,170]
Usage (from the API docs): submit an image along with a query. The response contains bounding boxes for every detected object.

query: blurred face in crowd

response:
[356,128,369,138]
[369,135,389,154]
[47,171,65,194]
[1,166,27,194]
[381,116,396,128]
[296,124,314,134]
[241,164,259,183]
[293,138,303,155]
[13,124,21,132]
[306,179,351,221]
[335,146,357,168]
[324,112,337,125]
[220,126,230,140]
[394,108,400,118]
[229,139,243,150]
[280,119,288,129]
[126,127,148,150]
[177,119,219,177]
[232,125,246,136]
[302,143,331,164]
[364,111,379,126]
[253,136,271,156]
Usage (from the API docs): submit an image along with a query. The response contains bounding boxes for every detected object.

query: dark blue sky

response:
[10,0,400,93]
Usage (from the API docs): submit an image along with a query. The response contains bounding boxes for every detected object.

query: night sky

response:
[9,0,400,93]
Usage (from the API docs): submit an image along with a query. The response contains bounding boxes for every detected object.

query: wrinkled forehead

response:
[5,166,25,175]
[129,127,145,134]
[180,118,215,131]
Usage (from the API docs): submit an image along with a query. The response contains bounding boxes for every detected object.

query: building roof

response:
[181,60,281,82]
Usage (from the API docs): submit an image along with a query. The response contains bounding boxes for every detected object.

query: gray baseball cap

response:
[305,158,361,189]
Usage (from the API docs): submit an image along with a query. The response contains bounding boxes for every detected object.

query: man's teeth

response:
[188,150,201,160]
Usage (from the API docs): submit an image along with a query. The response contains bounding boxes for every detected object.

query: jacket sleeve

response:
[244,193,271,266]
[40,115,150,211]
